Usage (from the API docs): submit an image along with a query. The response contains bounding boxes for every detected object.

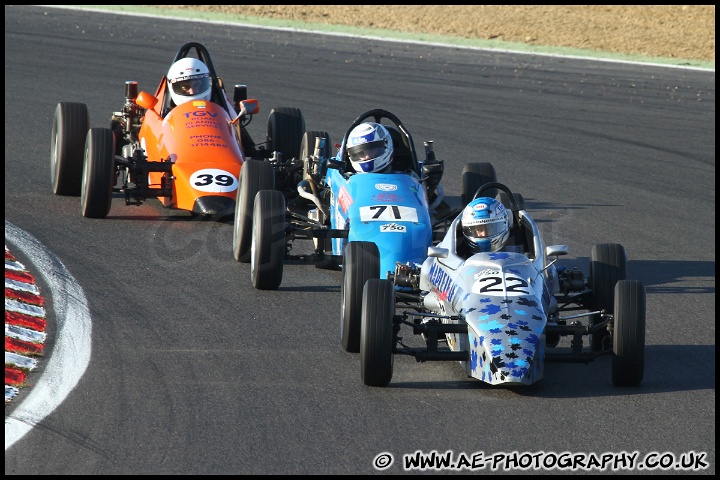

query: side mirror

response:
[239,99,259,115]
[135,91,158,110]
[428,246,449,258]
[546,245,568,257]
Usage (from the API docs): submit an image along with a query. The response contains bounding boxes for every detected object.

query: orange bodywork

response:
[137,81,245,214]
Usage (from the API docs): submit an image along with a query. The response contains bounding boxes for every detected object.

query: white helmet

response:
[461,197,510,253]
[346,122,393,173]
[167,57,212,106]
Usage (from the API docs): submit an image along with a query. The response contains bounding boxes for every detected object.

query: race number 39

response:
[190,169,238,193]
[359,205,418,222]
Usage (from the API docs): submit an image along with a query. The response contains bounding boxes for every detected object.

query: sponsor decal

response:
[474,202,488,210]
[182,111,219,118]
[172,73,207,83]
[338,185,353,214]
[372,193,402,202]
[428,262,460,304]
[188,133,227,148]
[380,223,407,233]
[475,269,500,279]
[542,281,551,308]
[375,183,397,191]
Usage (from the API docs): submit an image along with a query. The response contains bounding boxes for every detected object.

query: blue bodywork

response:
[325,168,433,278]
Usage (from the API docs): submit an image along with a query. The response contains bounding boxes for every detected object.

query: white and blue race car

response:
[355,181,646,388]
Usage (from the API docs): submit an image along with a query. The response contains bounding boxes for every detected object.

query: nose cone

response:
[465,296,546,385]
[192,196,235,217]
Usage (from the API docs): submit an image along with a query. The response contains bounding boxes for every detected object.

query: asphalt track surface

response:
[5,5,715,475]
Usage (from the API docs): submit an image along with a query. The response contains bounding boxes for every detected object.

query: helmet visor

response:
[171,74,210,96]
[463,220,506,239]
[347,140,386,163]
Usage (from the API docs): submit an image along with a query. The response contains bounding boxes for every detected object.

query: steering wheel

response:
[339,109,419,172]
[473,182,521,229]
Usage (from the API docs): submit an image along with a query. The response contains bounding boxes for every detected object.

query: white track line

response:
[5,221,92,450]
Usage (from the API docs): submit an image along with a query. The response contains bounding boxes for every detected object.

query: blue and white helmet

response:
[167,57,212,106]
[461,197,510,253]
[346,122,393,173]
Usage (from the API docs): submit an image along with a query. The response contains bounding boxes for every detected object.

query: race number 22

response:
[474,275,529,295]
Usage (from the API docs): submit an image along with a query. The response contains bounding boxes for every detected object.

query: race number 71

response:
[359,205,418,222]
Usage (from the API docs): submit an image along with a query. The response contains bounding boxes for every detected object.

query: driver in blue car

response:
[458,197,511,258]
[338,117,444,204]
[346,122,394,173]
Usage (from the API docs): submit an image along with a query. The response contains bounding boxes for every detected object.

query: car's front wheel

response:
[51,102,90,196]
[251,190,286,290]
[81,128,115,219]
[341,241,380,353]
[233,159,275,262]
[360,278,395,387]
[612,279,646,387]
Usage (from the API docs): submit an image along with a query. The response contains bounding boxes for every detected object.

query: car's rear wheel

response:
[81,128,115,219]
[589,243,627,351]
[251,190,286,290]
[233,159,275,262]
[341,241,380,353]
[360,278,395,387]
[51,102,90,196]
[612,279,646,386]
[461,162,497,206]
[300,130,333,172]
[267,107,305,162]
[298,130,333,248]
[497,191,525,211]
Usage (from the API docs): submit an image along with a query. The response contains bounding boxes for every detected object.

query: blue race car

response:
[238,109,495,351]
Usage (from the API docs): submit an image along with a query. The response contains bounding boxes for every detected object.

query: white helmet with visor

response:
[167,57,212,106]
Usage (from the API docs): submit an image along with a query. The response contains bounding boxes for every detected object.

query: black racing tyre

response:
[51,102,90,196]
[341,241,380,353]
[300,130,333,176]
[81,128,115,219]
[497,191,525,211]
[300,130,333,247]
[267,107,305,162]
[233,159,275,263]
[589,243,627,351]
[497,191,525,232]
[251,190,287,290]
[612,279,646,387]
[360,278,395,387]
[461,162,497,206]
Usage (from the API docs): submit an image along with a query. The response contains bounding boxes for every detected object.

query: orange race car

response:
[50,42,305,257]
